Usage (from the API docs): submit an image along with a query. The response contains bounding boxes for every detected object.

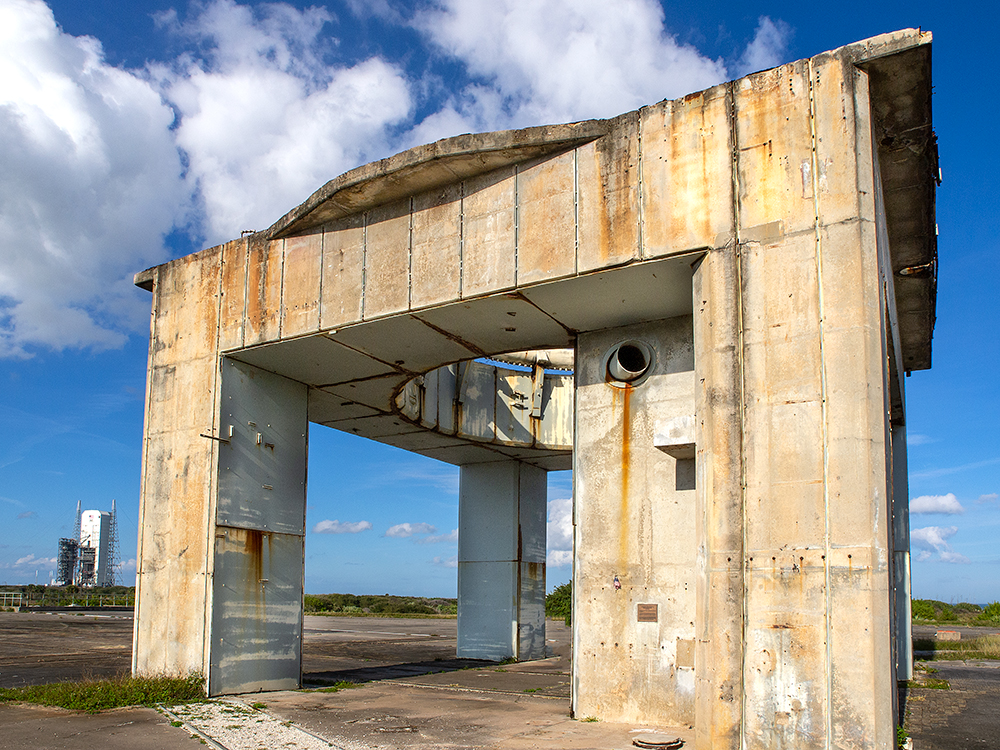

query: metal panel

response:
[209,527,303,695]
[457,360,496,442]
[419,369,439,430]
[217,359,308,535]
[495,371,533,445]
[535,374,573,449]
[436,364,458,434]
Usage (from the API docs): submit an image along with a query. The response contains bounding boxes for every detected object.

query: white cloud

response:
[911,525,970,564]
[16,511,36,519]
[734,17,791,77]
[10,553,56,569]
[386,522,437,538]
[152,0,412,244]
[414,2,790,135]
[910,493,964,515]
[547,549,573,567]
[546,494,573,567]
[419,528,458,544]
[0,0,795,358]
[431,555,458,568]
[0,0,186,357]
[313,519,373,534]
[414,0,728,130]
[907,433,933,446]
[977,493,999,505]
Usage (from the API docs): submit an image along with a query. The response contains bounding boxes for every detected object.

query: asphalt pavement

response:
[2,611,998,749]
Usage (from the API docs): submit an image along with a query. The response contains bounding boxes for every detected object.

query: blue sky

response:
[0,0,996,602]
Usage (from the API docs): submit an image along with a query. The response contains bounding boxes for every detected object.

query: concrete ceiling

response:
[229,254,696,469]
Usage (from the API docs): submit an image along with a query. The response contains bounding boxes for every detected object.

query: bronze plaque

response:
[637,603,658,622]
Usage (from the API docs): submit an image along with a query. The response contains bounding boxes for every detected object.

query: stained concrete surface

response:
[3,611,997,749]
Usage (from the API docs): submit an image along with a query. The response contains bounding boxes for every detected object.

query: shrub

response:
[546,582,572,621]
[910,599,936,620]
[980,602,1000,624]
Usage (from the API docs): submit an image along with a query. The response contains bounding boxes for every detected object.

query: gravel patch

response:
[164,698,353,750]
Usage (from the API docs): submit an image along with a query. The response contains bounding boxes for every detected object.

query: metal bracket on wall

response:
[200,425,234,443]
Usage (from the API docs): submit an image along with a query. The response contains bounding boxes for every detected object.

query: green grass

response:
[301,680,363,693]
[913,634,1000,660]
[0,673,205,713]
[906,677,950,690]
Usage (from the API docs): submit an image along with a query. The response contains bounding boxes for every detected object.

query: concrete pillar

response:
[457,461,547,661]
[132,246,309,696]
[692,249,745,749]
[572,317,697,725]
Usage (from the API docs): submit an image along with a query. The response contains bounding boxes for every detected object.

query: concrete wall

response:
[573,317,697,724]
[134,247,225,679]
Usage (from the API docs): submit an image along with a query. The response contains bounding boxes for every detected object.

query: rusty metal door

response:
[209,358,308,695]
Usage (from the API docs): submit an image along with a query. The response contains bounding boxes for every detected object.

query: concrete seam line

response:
[808,57,835,750]
[157,704,230,750]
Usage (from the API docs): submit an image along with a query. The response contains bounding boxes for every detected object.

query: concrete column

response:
[692,249,745,750]
[572,317,697,725]
[457,461,547,661]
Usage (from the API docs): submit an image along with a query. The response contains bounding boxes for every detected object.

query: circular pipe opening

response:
[607,341,652,383]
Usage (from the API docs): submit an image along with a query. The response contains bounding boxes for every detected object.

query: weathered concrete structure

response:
[133,30,935,749]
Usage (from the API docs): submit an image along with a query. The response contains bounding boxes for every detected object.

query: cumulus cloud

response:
[0,0,794,357]
[910,493,965,515]
[546,494,573,567]
[414,0,723,131]
[386,522,437,538]
[313,519,373,534]
[9,553,56,569]
[419,528,458,544]
[152,0,412,244]
[734,17,791,77]
[0,0,186,357]
[432,554,458,568]
[911,526,970,564]
[414,1,789,134]
[977,493,999,505]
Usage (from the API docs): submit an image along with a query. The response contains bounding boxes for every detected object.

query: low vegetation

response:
[303,593,456,617]
[545,582,572,626]
[913,633,1000,661]
[911,599,1000,625]
[0,584,135,609]
[0,673,204,713]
